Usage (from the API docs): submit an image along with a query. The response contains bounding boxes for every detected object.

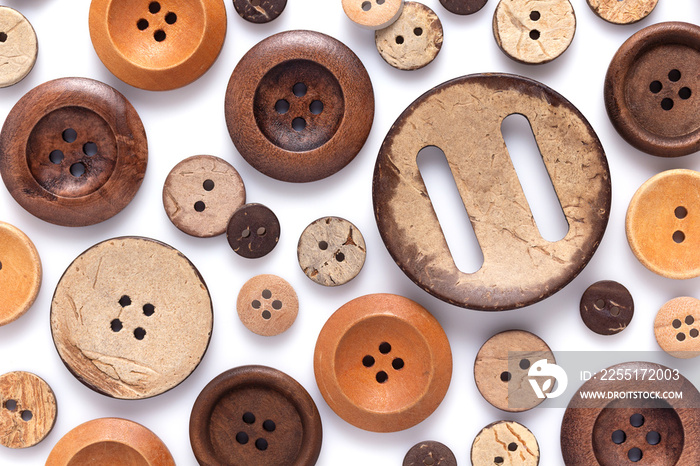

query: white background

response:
[1,0,699,464]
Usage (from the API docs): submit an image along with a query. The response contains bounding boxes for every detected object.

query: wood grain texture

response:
[579,280,634,336]
[0,6,37,88]
[0,372,56,449]
[227,203,280,259]
[342,0,404,29]
[587,0,657,24]
[439,0,488,15]
[0,222,41,327]
[237,274,298,336]
[471,421,539,466]
[654,297,700,359]
[403,440,457,465]
[233,0,287,23]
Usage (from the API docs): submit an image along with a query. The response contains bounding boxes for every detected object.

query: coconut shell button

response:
[439,0,487,15]
[375,2,443,71]
[373,74,610,311]
[471,421,539,466]
[493,0,576,65]
[0,372,56,449]
[580,280,634,336]
[626,169,700,279]
[297,217,366,287]
[190,365,322,466]
[163,155,246,238]
[0,6,37,88]
[234,0,287,23]
[605,22,700,157]
[342,0,404,30]
[403,441,457,466]
[314,294,452,432]
[89,0,226,91]
[654,297,700,359]
[0,222,41,327]
[237,275,298,336]
[586,0,657,25]
[0,78,148,227]
[50,237,212,399]
[225,30,374,183]
[227,203,280,259]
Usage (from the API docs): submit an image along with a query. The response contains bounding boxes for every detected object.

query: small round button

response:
[580,280,634,336]
[234,0,287,23]
[163,155,246,238]
[0,222,41,327]
[586,0,657,25]
[342,0,404,29]
[51,237,213,399]
[403,441,457,466]
[190,365,322,466]
[0,372,56,449]
[439,0,488,15]
[0,6,37,88]
[227,203,280,259]
[237,274,298,336]
[654,297,700,359]
[471,421,539,466]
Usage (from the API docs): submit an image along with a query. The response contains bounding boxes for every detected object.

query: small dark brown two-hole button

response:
[227,203,280,258]
[580,280,634,336]
[233,0,287,23]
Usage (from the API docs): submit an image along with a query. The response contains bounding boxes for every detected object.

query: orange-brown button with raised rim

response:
[0,6,38,88]
[0,222,41,327]
[654,297,700,359]
[314,293,452,432]
[0,371,56,449]
[89,0,227,91]
[237,274,298,336]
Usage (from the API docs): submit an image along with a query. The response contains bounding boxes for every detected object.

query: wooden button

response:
[439,0,488,15]
[46,418,175,465]
[227,203,280,259]
[0,371,56,449]
[586,0,658,25]
[0,78,148,227]
[403,441,457,466]
[474,330,555,412]
[189,365,322,465]
[373,74,611,311]
[493,0,576,64]
[471,421,539,466]
[626,169,700,279]
[234,0,287,23]
[0,222,41,327]
[605,22,700,157]
[580,280,634,336]
[237,275,298,336]
[163,155,246,238]
[50,237,213,399]
[654,297,700,359]
[342,0,404,30]
[89,0,227,91]
[225,30,374,182]
[375,2,443,71]
[314,294,452,432]
[297,216,366,287]
[0,6,37,88]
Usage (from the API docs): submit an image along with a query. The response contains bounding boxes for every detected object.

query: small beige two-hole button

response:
[0,6,37,88]
[237,275,298,336]
[587,0,657,25]
[654,297,700,359]
[342,0,404,29]
[0,222,41,327]
[0,371,56,449]
[471,421,540,466]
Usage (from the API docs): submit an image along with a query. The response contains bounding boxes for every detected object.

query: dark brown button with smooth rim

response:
[0,371,56,449]
[587,0,658,25]
[403,441,457,466]
[51,237,213,399]
[314,294,452,432]
[237,274,298,336]
[233,0,287,23]
[654,297,700,359]
[0,78,148,227]
[0,6,38,88]
[580,280,634,336]
[471,421,540,466]
[227,203,280,259]
[0,222,41,327]
[225,30,374,183]
[190,365,322,466]
[439,0,487,16]
[605,22,700,157]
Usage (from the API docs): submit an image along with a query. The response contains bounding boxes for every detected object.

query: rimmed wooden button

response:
[227,203,280,259]
[0,6,37,88]
[403,441,457,466]
[297,216,366,287]
[373,74,611,311]
[654,297,700,359]
[234,0,287,23]
[493,0,576,64]
[626,169,700,279]
[46,418,175,465]
[314,294,452,432]
[342,0,404,30]
[50,237,212,399]
[237,275,298,336]
[0,78,148,227]
[605,22,700,157]
[225,30,374,183]
[163,155,246,238]
[0,222,41,327]
[439,0,487,15]
[586,0,657,25]
[471,421,539,466]
[89,0,227,91]
[0,372,56,449]
[580,280,634,336]
[375,2,443,71]
[474,330,555,412]
[190,365,322,466]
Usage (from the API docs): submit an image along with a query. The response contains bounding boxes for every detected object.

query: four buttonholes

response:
[672,314,698,342]
[235,411,276,451]
[251,289,283,320]
[137,2,177,43]
[673,205,687,244]
[649,69,692,111]
[110,295,154,340]
[500,358,531,383]
[275,82,324,132]
[494,442,520,464]
[194,179,215,213]
[611,414,661,463]
[3,399,33,422]
[362,342,404,384]
[361,0,385,12]
[49,128,98,178]
[529,10,541,41]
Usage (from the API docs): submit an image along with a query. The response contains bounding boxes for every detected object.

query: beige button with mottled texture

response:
[493,0,576,64]
[343,0,404,29]
[654,297,700,359]
[471,421,540,466]
[237,274,298,336]
[0,371,56,449]
[375,2,443,70]
[587,0,657,25]
[0,222,41,327]
[0,7,37,88]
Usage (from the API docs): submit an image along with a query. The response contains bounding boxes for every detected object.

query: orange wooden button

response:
[0,371,56,449]
[342,0,404,30]
[654,297,700,359]
[0,222,41,327]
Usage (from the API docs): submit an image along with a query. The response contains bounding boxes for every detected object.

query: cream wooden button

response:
[654,297,700,359]
[493,0,576,64]
[375,2,443,71]
[0,222,41,327]
[0,7,37,88]
[471,421,539,466]
[237,275,298,336]
[587,0,657,25]
[343,0,404,30]
[0,372,56,449]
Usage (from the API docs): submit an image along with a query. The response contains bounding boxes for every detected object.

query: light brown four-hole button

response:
[654,297,700,359]
[0,371,56,449]
[237,274,299,336]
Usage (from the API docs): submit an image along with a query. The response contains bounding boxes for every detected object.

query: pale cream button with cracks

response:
[471,420,540,466]
[342,0,404,29]
[587,0,657,25]
[0,7,37,88]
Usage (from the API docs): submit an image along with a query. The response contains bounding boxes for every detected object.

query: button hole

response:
[119,295,132,307]
[70,162,86,178]
[530,11,540,21]
[529,30,540,40]
[83,142,98,156]
[318,241,328,250]
[612,430,626,444]
[292,117,306,131]
[362,1,371,11]
[241,229,250,238]
[143,304,155,316]
[376,371,388,383]
[262,289,272,299]
[257,227,267,236]
[62,128,77,143]
[236,432,249,444]
[661,98,674,111]
[243,412,256,424]
[292,82,307,97]
[362,355,375,367]
[49,150,64,164]
[20,410,32,422]
[500,371,511,382]
[4,400,17,412]
[395,35,404,44]
[309,100,324,115]
[668,69,681,82]
[137,19,149,30]
[392,358,404,370]
[275,99,290,114]
[149,2,161,14]
[679,87,692,100]
[378,342,391,354]
[203,179,215,191]
[675,206,687,219]
[255,438,268,451]
[262,310,271,320]
[154,30,166,42]
[110,319,123,332]
[335,252,345,262]
[413,27,423,36]
[271,300,282,310]
[673,230,685,243]
[649,81,662,93]
[134,327,146,340]
[0,32,7,42]
[194,201,206,212]
[165,12,177,24]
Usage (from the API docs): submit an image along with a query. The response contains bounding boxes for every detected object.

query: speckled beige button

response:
[587,0,657,25]
[471,421,540,466]
[343,0,404,29]
[493,0,576,64]
[163,155,246,238]
[51,237,213,399]
[237,274,298,336]
[0,371,56,449]
[0,222,41,327]
[375,2,443,70]
[298,217,366,287]
[0,7,37,88]
[654,297,700,359]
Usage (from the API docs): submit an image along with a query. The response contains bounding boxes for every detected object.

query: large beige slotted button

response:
[0,222,41,326]
[0,6,37,88]
[343,0,404,30]
[587,0,657,25]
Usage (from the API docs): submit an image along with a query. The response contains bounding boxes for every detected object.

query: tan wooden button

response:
[626,169,700,279]
[0,222,41,327]
[0,372,56,449]
[51,237,213,399]
[586,0,657,25]
[233,0,287,23]
[375,2,443,71]
[237,274,298,336]
[493,0,576,64]
[654,297,700,359]
[474,330,555,412]
[342,0,404,30]
[0,6,37,88]
[297,216,366,287]
[404,441,457,466]
[471,421,539,466]
[314,294,452,432]
[163,155,246,238]
[89,0,227,90]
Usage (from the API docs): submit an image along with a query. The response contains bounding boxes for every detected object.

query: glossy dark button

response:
[586,0,657,25]
[0,6,37,88]
[0,371,56,449]
[605,22,700,157]
[0,78,148,227]
[580,280,634,336]
[225,30,374,182]
[654,297,700,359]
[0,222,41,327]
[190,365,322,466]
[403,441,457,466]
[439,0,487,15]
[233,0,287,23]
[471,421,539,466]
[237,274,298,336]
[227,203,280,259]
